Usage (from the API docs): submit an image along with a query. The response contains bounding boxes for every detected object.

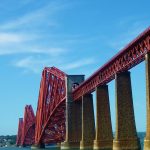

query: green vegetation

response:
[0,135,16,147]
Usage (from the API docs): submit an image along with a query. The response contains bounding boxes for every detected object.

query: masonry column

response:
[113,71,141,150]
[80,93,95,149]
[93,85,113,150]
[31,142,45,149]
[144,52,150,150]
[61,75,84,149]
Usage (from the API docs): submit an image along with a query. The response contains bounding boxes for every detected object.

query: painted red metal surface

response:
[35,67,66,145]
[73,27,150,100]
[21,105,35,146]
[16,118,23,146]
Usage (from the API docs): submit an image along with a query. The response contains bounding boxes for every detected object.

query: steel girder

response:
[21,105,35,146]
[73,27,150,100]
[35,67,66,145]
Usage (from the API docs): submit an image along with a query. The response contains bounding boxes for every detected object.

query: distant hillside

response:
[0,135,16,147]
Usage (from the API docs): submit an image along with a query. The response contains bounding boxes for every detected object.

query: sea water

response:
[0,132,146,150]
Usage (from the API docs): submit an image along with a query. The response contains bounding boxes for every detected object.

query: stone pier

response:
[144,53,150,150]
[31,143,45,149]
[80,93,95,149]
[113,71,140,150]
[93,85,113,150]
[61,75,84,149]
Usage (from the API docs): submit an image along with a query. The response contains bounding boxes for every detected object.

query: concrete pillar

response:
[93,85,113,150]
[113,71,141,150]
[80,93,95,149]
[61,75,84,149]
[144,52,150,150]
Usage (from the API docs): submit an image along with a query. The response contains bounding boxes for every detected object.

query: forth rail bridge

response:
[16,27,150,150]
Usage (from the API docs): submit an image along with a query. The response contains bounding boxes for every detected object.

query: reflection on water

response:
[139,132,145,150]
[0,132,146,150]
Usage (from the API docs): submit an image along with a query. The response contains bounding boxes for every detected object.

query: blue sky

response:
[0,0,150,135]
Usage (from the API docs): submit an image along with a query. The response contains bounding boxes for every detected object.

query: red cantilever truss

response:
[21,105,35,146]
[16,118,23,146]
[16,105,36,146]
[73,27,150,100]
[35,67,66,145]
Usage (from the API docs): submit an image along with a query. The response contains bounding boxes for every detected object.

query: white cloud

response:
[13,56,96,73]
[14,56,46,73]
[0,46,67,56]
[0,32,37,44]
[109,22,147,51]
[0,32,67,56]
[0,1,70,57]
[0,1,96,74]
[0,33,22,43]
[0,1,66,31]
[62,58,95,70]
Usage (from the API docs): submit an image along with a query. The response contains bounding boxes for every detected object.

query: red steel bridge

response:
[16,105,35,146]
[16,27,150,150]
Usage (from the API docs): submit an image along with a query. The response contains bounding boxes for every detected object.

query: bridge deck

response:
[73,27,150,100]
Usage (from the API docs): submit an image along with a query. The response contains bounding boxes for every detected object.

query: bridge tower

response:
[61,75,86,149]
[16,118,23,146]
[34,67,67,148]
[21,105,35,147]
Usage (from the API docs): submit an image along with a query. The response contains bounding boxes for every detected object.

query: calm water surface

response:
[0,132,145,150]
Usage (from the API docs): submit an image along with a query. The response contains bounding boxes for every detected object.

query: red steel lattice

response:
[73,27,150,100]
[35,67,66,145]
[21,105,35,146]
[16,118,23,146]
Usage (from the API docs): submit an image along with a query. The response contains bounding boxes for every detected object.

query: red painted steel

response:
[73,27,150,100]
[16,118,23,146]
[21,105,35,146]
[35,67,66,145]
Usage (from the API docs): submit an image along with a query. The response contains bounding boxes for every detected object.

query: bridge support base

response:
[94,140,112,150]
[19,146,25,148]
[61,75,84,150]
[61,141,80,149]
[144,53,150,150]
[144,139,150,150]
[31,144,45,149]
[80,94,95,149]
[61,99,82,149]
[113,139,140,150]
[21,145,26,148]
[80,141,94,149]
[93,85,113,150]
[113,71,140,150]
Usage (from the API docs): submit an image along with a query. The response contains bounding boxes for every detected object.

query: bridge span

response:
[17,27,150,150]
[16,105,35,147]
